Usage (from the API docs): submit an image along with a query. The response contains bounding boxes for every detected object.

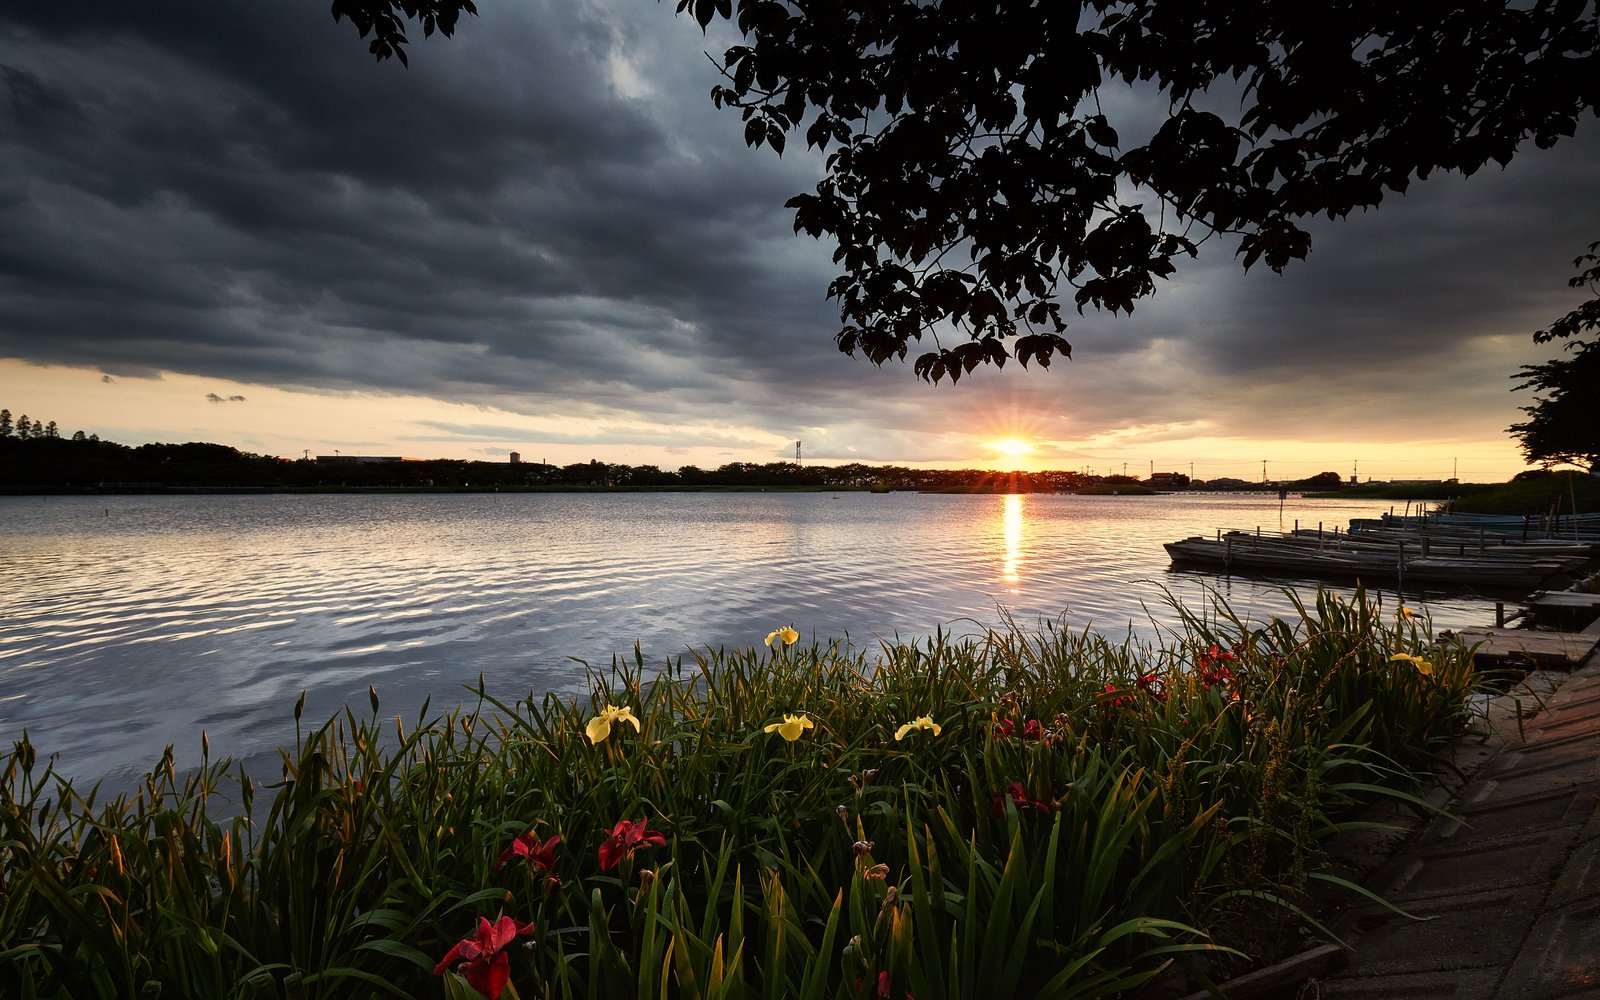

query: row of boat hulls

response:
[1284,527,1600,560]
[1163,532,1580,588]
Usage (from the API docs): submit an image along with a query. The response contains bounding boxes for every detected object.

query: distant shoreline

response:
[0,484,1321,498]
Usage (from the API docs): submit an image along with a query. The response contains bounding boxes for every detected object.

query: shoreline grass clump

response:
[1,588,1486,999]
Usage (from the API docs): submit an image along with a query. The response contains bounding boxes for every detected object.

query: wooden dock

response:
[1165,517,1600,667]
[1527,590,1600,613]
[1442,623,1600,667]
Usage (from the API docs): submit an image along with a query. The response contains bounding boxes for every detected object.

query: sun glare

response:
[988,438,1034,462]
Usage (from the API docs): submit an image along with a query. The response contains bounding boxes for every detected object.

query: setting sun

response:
[987,438,1034,462]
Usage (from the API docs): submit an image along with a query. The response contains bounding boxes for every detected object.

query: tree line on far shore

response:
[0,420,1358,494]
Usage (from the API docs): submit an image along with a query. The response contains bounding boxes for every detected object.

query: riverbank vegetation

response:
[2,589,1486,998]
[1446,470,1600,516]
[0,426,1515,498]
[1310,471,1600,515]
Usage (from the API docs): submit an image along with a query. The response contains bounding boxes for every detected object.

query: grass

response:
[1445,471,1600,516]
[1307,471,1600,514]
[0,587,1486,999]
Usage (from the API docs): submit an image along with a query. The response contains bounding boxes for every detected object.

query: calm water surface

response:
[0,492,1500,783]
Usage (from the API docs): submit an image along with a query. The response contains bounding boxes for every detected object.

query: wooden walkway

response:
[1444,618,1600,667]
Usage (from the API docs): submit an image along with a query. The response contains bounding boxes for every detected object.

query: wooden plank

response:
[1527,592,1600,610]
[1445,627,1600,667]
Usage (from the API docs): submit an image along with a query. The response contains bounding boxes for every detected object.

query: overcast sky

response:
[2,0,1596,482]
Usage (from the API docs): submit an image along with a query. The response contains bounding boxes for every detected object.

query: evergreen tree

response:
[45,421,59,439]
[16,415,31,438]
[0,409,11,438]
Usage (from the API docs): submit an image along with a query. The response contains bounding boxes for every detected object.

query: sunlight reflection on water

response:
[0,491,1507,784]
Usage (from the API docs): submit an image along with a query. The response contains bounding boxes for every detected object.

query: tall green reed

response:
[1,587,1485,998]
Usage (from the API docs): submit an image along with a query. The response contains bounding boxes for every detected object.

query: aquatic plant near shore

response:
[435,916,535,999]
[583,703,639,744]
[495,831,560,872]
[892,715,941,740]
[595,817,666,871]
[0,588,1486,999]
[764,711,815,741]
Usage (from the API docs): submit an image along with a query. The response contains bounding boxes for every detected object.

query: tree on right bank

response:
[1511,241,1600,475]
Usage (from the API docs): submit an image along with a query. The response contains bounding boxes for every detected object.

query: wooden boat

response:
[1285,528,1600,560]
[1163,534,1576,588]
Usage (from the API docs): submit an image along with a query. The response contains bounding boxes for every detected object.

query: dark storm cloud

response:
[0,0,847,419]
[0,0,1596,454]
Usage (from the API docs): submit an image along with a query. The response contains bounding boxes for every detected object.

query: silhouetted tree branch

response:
[332,1,1599,383]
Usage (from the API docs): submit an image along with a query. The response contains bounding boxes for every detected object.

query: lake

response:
[0,491,1499,784]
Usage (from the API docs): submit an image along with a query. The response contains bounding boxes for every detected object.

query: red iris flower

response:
[495,831,561,872]
[854,971,916,1000]
[434,915,535,999]
[597,817,666,871]
[992,718,1016,739]
[1198,645,1237,689]
[1136,671,1166,701]
[1102,682,1133,709]
[1022,719,1042,740]
[990,781,1050,818]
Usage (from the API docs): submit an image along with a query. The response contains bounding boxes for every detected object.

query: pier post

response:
[1496,602,1505,627]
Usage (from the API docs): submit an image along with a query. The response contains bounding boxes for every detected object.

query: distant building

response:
[509,452,522,464]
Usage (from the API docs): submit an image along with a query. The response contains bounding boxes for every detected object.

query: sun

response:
[987,438,1034,462]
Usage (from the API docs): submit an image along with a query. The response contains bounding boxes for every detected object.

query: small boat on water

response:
[1164,533,1581,589]
[1364,512,1600,543]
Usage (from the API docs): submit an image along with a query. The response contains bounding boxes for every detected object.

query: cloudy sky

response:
[1,1,1595,483]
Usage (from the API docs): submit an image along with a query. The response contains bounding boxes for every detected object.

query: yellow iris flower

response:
[1397,607,1415,620]
[765,627,800,647]
[763,713,815,741]
[585,705,641,744]
[894,716,941,740]
[1389,653,1434,676]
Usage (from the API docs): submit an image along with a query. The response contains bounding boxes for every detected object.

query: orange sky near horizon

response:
[0,359,1538,483]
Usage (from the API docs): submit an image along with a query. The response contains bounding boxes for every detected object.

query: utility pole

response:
[1262,459,1268,483]
[1122,462,1128,477]
[796,440,802,465]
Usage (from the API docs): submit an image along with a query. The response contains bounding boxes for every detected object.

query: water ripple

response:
[0,492,1504,784]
